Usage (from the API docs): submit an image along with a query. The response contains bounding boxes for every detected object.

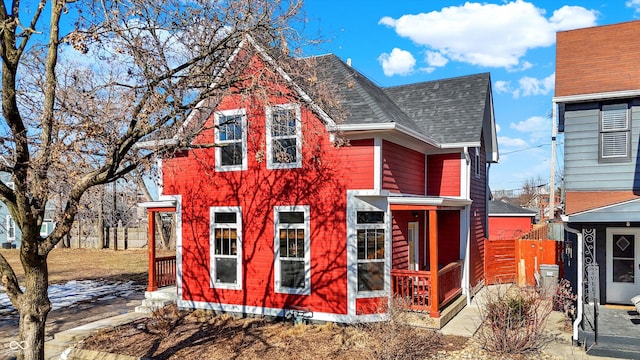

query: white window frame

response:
[474,147,481,178]
[355,211,386,295]
[274,205,310,295]
[266,104,302,169]
[209,206,242,290]
[600,103,631,162]
[40,220,54,237]
[214,109,248,171]
[6,215,15,242]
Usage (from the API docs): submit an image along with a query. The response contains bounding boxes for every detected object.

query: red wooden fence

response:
[485,225,563,286]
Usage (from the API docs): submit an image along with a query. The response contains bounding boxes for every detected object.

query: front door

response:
[408,222,419,270]
[606,228,640,304]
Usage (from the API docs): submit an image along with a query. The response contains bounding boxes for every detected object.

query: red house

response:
[146,37,498,324]
[488,200,536,240]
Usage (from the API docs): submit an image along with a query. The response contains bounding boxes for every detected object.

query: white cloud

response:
[425,51,448,67]
[627,0,640,13]
[511,73,555,98]
[498,136,527,148]
[496,123,501,133]
[510,115,551,142]
[378,48,416,76]
[494,80,510,94]
[379,1,597,70]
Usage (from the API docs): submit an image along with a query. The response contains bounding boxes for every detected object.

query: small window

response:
[6,215,15,241]
[274,205,310,294]
[266,104,302,169]
[600,103,630,162]
[40,220,54,237]
[215,109,247,171]
[210,207,242,290]
[356,211,385,292]
[474,147,481,177]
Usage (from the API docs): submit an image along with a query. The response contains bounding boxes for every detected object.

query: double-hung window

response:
[600,103,631,162]
[356,211,385,293]
[6,215,15,242]
[215,109,247,171]
[274,206,310,294]
[210,207,242,290]
[266,104,302,169]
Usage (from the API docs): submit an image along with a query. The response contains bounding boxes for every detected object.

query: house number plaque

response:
[586,264,599,304]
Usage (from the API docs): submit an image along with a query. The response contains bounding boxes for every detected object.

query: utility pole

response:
[549,102,557,222]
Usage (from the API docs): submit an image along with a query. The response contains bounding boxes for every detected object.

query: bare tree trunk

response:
[17,259,51,360]
[97,200,104,249]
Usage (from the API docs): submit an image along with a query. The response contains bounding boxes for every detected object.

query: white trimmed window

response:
[274,205,310,294]
[40,220,54,237]
[6,215,15,241]
[356,211,385,292]
[266,104,302,169]
[474,147,481,177]
[600,103,631,162]
[215,109,247,171]
[210,207,242,290]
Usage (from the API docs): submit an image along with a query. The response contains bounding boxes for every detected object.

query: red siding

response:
[382,141,425,195]
[427,153,461,196]
[469,145,487,290]
[162,55,377,316]
[438,211,460,265]
[488,216,533,240]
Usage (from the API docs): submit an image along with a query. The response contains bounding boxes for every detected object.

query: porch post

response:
[429,209,440,317]
[147,210,157,292]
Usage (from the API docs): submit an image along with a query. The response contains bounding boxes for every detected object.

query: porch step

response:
[580,330,640,359]
[135,286,177,313]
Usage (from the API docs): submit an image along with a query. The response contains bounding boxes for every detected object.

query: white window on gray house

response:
[266,104,302,169]
[356,211,385,292]
[214,109,247,171]
[209,207,242,290]
[6,215,15,241]
[600,103,631,162]
[274,206,310,295]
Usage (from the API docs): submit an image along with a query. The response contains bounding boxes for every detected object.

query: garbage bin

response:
[539,264,559,290]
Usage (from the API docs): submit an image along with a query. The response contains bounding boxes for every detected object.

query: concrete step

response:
[144,287,177,301]
[581,331,640,359]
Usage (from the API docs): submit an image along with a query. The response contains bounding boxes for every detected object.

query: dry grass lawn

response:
[0,248,173,285]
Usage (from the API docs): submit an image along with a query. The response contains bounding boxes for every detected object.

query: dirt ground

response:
[78,304,573,360]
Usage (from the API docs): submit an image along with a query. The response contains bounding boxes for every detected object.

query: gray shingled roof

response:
[309,54,491,146]
[489,200,537,216]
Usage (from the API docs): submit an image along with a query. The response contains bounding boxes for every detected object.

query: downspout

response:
[562,216,583,343]
[463,146,472,305]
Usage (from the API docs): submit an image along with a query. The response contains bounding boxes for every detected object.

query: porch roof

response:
[388,195,471,210]
[137,200,177,211]
[564,198,640,223]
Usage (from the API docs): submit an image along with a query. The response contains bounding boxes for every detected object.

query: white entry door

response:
[606,228,640,304]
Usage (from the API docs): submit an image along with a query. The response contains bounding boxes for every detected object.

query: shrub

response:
[476,284,552,354]
[552,278,577,322]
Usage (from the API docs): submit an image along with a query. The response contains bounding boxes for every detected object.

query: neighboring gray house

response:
[555,20,640,356]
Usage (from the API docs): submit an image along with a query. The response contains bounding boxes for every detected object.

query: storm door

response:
[606,228,640,304]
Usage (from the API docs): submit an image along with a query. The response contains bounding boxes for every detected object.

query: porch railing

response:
[390,260,463,312]
[155,255,176,288]
[391,269,431,310]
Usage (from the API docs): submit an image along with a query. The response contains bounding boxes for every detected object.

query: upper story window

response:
[209,207,242,290]
[274,205,310,295]
[266,104,302,169]
[600,103,631,162]
[215,109,247,171]
[473,147,481,177]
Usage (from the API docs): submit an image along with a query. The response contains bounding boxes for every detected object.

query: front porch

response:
[579,305,640,358]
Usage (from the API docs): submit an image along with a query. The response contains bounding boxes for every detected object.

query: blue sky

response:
[301,0,640,193]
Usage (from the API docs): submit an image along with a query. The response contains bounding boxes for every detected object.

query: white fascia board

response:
[553,89,640,103]
[328,123,439,148]
[440,142,480,149]
[388,195,472,207]
[137,200,177,209]
[135,138,179,150]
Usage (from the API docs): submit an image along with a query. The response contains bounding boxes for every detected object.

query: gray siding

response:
[564,105,640,191]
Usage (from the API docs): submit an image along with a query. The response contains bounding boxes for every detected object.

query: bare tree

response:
[518,176,547,210]
[0,1,336,359]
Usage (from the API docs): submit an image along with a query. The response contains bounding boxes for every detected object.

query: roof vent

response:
[347,58,352,67]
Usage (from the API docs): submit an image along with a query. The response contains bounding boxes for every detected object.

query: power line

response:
[500,143,550,156]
